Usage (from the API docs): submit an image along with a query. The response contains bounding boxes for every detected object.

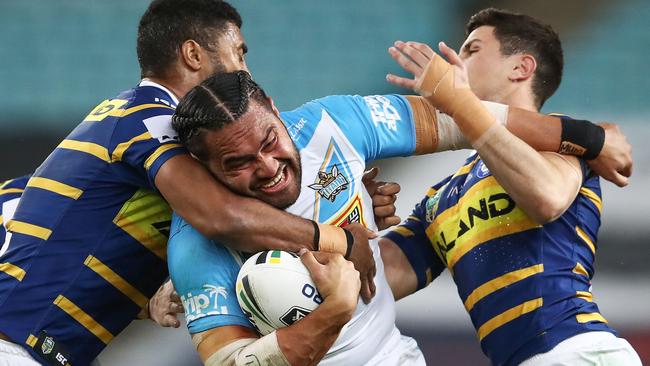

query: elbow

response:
[525,193,568,225]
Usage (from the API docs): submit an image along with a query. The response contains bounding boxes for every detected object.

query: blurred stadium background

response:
[1,0,648,364]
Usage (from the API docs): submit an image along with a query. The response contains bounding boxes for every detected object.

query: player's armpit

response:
[379,238,418,301]
[154,154,316,252]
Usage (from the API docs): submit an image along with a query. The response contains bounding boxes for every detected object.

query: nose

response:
[256,152,279,179]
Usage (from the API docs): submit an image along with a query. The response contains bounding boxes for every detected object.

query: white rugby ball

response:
[236,250,323,335]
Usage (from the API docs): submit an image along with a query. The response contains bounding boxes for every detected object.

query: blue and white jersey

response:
[168,94,420,365]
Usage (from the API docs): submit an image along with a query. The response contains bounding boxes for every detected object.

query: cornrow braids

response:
[172,71,272,160]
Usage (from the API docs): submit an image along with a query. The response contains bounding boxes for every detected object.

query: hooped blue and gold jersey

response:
[0,175,30,256]
[386,147,613,366]
[0,81,186,365]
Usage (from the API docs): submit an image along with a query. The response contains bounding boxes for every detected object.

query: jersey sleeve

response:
[110,107,187,190]
[167,214,254,334]
[310,94,417,161]
[383,184,447,291]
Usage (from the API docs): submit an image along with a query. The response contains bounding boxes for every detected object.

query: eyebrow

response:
[463,39,482,51]
[222,126,273,169]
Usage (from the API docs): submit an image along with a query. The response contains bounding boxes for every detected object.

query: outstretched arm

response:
[388,40,586,223]
[389,41,632,187]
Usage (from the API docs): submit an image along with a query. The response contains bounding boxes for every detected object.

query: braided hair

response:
[172,71,272,160]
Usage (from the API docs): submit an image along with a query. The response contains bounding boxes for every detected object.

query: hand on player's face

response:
[362,167,401,230]
[587,122,633,187]
[300,249,361,311]
[386,40,471,93]
[204,103,302,209]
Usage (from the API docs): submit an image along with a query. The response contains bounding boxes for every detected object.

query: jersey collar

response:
[139,79,180,107]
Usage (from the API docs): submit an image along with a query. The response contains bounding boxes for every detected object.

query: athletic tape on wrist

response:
[416,54,497,143]
[559,119,605,160]
[318,224,347,255]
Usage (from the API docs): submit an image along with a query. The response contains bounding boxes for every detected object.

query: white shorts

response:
[519,331,642,366]
[0,338,40,366]
[364,328,426,366]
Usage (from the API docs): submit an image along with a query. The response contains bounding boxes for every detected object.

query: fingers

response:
[372,190,397,207]
[360,277,372,304]
[388,45,423,76]
[161,313,181,328]
[368,273,376,299]
[362,167,380,184]
[438,41,463,67]
[611,171,629,187]
[373,204,397,219]
[376,215,401,230]
[300,249,323,273]
[393,40,431,69]
[385,74,417,90]
[377,182,400,195]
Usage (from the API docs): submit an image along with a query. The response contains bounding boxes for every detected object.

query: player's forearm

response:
[505,108,561,151]
[379,238,418,301]
[474,125,582,223]
[157,155,316,252]
[277,297,354,366]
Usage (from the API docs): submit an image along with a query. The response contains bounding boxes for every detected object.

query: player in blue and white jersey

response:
[166,67,632,365]
[381,9,640,366]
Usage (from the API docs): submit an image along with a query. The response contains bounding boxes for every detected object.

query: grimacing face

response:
[200,102,302,209]
[459,25,515,104]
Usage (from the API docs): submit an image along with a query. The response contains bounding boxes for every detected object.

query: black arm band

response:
[343,228,354,259]
[559,119,605,160]
[310,220,320,251]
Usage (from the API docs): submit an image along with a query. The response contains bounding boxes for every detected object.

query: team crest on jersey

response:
[328,194,366,227]
[426,190,443,223]
[476,160,491,179]
[309,164,349,202]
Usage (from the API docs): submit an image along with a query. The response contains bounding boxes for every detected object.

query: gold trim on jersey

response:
[579,187,602,214]
[54,295,114,344]
[0,188,24,196]
[6,220,52,240]
[26,177,83,200]
[0,179,13,189]
[407,215,421,222]
[477,297,543,341]
[58,140,111,163]
[326,194,367,228]
[391,226,415,238]
[0,214,3,225]
[121,103,174,117]
[84,255,149,308]
[0,262,26,281]
[83,99,129,122]
[452,155,480,179]
[144,143,183,170]
[113,189,171,260]
[575,226,596,254]
[111,132,152,161]
[425,176,540,270]
[576,291,593,302]
[573,262,590,277]
[26,334,38,348]
[464,264,544,312]
[576,312,607,324]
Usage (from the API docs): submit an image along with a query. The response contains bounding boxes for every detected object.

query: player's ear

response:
[268,97,280,117]
[180,39,203,72]
[509,54,537,82]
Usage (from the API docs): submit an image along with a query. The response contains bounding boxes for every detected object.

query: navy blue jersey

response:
[0,82,186,365]
[386,148,612,365]
[0,175,30,260]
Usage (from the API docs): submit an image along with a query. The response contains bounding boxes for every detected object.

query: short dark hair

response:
[172,71,272,160]
[466,8,563,108]
[137,0,242,78]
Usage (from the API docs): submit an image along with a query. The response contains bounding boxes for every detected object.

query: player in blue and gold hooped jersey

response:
[0,175,30,260]
[382,8,640,366]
